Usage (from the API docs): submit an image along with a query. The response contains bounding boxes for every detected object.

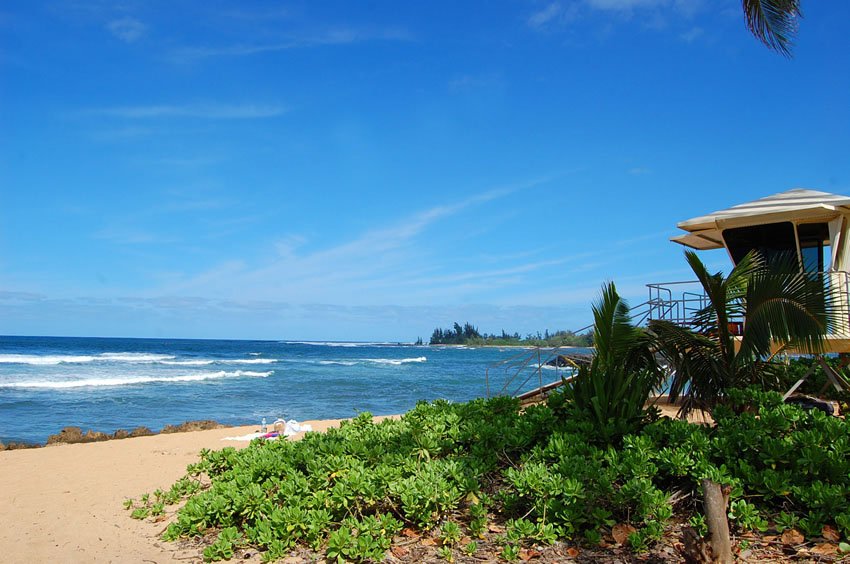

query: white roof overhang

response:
[673,189,850,250]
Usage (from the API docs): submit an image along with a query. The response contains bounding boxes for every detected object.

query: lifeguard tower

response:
[658,188,850,352]
[646,188,850,396]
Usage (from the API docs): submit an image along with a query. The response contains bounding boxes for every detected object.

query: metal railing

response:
[485,270,850,399]
[645,281,711,326]
[644,272,850,338]
[485,344,586,400]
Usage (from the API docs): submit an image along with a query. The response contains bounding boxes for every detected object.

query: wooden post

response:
[701,479,732,564]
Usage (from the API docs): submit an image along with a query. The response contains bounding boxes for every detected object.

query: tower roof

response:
[672,189,850,250]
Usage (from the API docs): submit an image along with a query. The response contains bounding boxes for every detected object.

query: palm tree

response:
[563,282,661,442]
[649,250,837,416]
[743,0,802,57]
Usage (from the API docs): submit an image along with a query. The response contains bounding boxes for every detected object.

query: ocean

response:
[0,336,585,445]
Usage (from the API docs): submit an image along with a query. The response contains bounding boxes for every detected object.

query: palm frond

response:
[591,282,637,367]
[743,0,802,57]
[648,319,730,417]
[738,253,835,358]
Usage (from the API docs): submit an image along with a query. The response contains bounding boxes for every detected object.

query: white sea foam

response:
[161,358,276,366]
[0,352,274,367]
[0,352,175,365]
[0,354,97,365]
[97,353,176,362]
[364,357,427,366]
[318,360,359,366]
[0,370,273,389]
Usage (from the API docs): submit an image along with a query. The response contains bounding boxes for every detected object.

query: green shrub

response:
[144,388,850,560]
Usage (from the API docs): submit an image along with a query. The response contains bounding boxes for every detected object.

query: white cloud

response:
[680,26,704,42]
[672,0,705,18]
[171,27,413,63]
[85,103,287,119]
[528,3,563,28]
[107,17,146,43]
[585,0,666,11]
[0,290,46,303]
[92,226,174,245]
[585,0,704,15]
[527,2,582,30]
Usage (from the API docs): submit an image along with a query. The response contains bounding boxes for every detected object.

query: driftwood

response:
[702,479,732,564]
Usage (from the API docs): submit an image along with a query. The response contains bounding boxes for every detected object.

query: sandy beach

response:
[0,417,396,563]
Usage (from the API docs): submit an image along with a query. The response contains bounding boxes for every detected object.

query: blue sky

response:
[1,1,849,341]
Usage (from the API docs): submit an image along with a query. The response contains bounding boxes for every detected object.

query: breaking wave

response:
[0,370,274,389]
[0,353,276,367]
[0,353,176,365]
[364,357,427,366]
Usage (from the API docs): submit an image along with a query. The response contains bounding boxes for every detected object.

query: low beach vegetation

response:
[127,388,850,562]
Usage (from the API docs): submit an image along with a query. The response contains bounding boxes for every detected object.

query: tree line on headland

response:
[426,321,593,347]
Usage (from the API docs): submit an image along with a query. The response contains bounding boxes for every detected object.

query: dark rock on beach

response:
[21,420,227,448]
[545,355,573,368]
[0,440,40,451]
[47,426,111,445]
[46,426,85,445]
[84,430,110,442]
[46,425,154,445]
[128,426,154,438]
[161,420,226,434]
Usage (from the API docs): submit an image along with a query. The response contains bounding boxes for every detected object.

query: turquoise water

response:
[0,336,585,444]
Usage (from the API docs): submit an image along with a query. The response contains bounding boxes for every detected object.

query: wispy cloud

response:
[107,17,146,43]
[628,166,652,175]
[528,0,705,33]
[88,125,157,141]
[528,3,565,29]
[448,73,502,92]
[586,0,704,15]
[171,27,413,63]
[218,7,290,21]
[83,103,287,119]
[586,0,665,10]
[157,177,554,304]
[680,26,704,43]
[93,226,175,245]
[0,290,46,303]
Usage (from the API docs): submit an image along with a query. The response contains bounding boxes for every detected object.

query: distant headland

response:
[425,321,593,347]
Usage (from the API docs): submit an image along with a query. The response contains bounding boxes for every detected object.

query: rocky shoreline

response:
[0,419,230,451]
